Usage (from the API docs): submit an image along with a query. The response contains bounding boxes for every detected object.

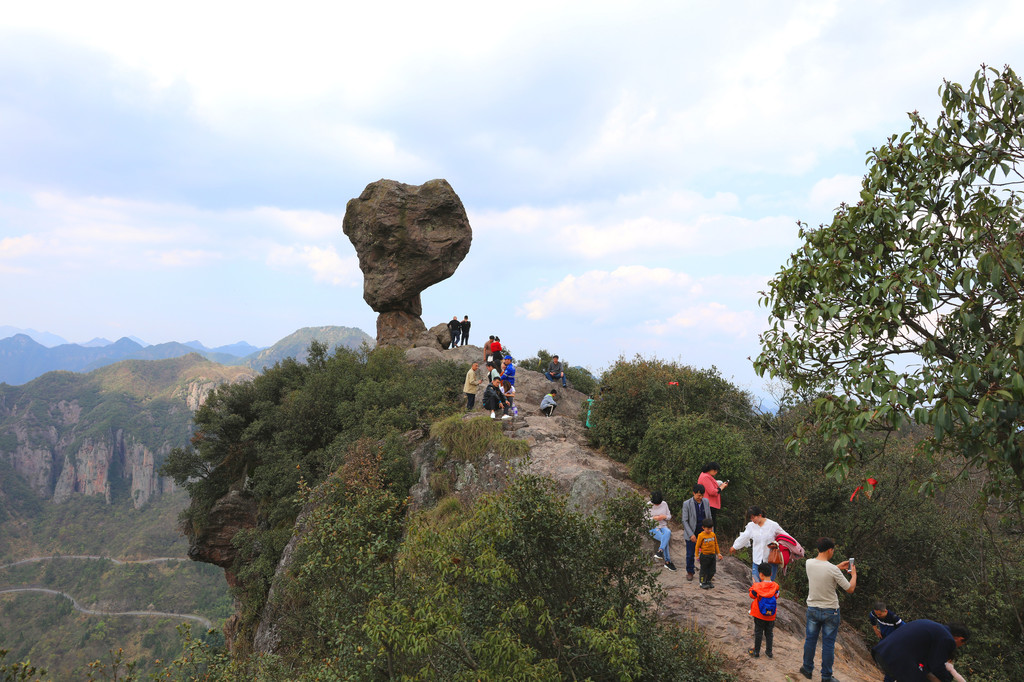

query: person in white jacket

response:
[647,490,677,572]
[730,505,787,584]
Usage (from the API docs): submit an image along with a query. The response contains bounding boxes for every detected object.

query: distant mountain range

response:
[0,326,374,385]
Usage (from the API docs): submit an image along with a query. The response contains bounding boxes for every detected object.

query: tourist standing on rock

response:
[697,462,729,530]
[463,362,483,410]
[730,506,788,584]
[871,619,968,682]
[448,316,462,347]
[647,491,677,572]
[540,389,558,417]
[491,336,504,361]
[681,484,712,582]
[460,315,471,346]
[799,537,856,682]
[545,355,568,388]
[749,562,780,659]
[500,356,516,386]
[485,336,496,363]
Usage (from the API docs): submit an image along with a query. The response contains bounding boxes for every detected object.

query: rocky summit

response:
[342,178,472,348]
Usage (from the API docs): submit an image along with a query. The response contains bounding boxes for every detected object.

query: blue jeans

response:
[802,606,840,680]
[545,371,567,387]
[650,527,672,563]
[752,562,778,583]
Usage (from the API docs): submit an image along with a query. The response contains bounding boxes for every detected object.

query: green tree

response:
[630,414,753,532]
[588,356,754,460]
[360,475,731,681]
[755,65,1024,505]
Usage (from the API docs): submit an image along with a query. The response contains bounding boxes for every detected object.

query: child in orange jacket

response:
[748,562,780,658]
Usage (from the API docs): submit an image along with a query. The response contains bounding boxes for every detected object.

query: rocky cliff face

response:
[0,368,252,509]
[50,431,175,507]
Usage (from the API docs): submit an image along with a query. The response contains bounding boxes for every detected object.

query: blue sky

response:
[2,1,1024,402]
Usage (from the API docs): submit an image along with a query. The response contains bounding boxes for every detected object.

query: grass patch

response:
[429,415,529,464]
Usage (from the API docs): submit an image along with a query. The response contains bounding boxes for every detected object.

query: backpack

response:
[757,593,777,617]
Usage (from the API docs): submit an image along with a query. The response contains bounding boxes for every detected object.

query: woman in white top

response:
[730,505,787,584]
[647,491,677,572]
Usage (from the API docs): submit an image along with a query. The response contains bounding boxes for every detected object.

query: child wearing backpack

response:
[748,562,780,658]
[694,517,722,588]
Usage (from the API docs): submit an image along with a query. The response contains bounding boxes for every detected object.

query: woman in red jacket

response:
[697,462,729,530]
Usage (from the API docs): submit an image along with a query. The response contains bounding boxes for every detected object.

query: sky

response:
[2,1,1024,402]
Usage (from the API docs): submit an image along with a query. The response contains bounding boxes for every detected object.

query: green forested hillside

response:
[0,491,231,680]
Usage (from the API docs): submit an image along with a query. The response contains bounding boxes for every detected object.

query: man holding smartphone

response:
[800,537,856,682]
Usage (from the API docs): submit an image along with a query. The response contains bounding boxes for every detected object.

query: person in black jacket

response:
[460,316,471,346]
[447,316,461,348]
[482,377,509,418]
[872,620,968,682]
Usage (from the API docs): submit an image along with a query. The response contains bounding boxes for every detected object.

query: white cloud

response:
[521,265,697,321]
[0,233,44,259]
[250,207,340,239]
[519,266,770,346]
[643,303,761,339]
[808,174,863,215]
[0,191,358,281]
[148,249,222,267]
[471,189,795,259]
[265,244,358,286]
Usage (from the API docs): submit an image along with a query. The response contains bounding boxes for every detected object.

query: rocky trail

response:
[491,368,881,682]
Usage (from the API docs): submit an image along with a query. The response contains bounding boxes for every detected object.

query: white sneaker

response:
[501,414,511,419]
[490,411,496,418]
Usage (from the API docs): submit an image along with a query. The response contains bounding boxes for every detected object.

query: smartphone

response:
[848,557,855,568]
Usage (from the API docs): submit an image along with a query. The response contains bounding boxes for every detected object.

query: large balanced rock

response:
[343,179,472,348]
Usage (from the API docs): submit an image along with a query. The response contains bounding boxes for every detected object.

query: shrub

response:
[361,475,733,681]
[631,414,753,524]
[587,356,754,461]
[429,415,529,464]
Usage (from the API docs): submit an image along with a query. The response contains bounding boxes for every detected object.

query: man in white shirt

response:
[800,537,856,682]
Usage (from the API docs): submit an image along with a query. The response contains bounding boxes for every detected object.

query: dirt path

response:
[0,587,212,629]
[509,405,882,682]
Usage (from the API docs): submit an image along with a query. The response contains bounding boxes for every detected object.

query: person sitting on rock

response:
[545,355,567,388]
[448,316,461,347]
[501,380,516,418]
[540,389,558,417]
[490,336,504,362]
[647,490,677,572]
[500,356,516,386]
[483,377,509,419]
[486,361,501,383]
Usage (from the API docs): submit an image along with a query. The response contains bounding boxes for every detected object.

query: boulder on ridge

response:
[343,179,472,348]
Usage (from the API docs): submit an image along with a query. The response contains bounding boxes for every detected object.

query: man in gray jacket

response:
[680,484,712,582]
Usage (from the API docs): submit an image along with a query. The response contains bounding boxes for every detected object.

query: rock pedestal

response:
[343,178,472,348]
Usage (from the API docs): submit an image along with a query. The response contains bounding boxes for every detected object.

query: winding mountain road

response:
[0,555,213,629]
[0,587,212,629]
[0,555,185,570]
